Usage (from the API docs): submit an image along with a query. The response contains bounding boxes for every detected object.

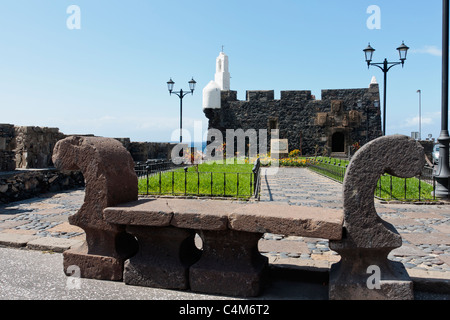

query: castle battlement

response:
[244,90,313,102]
[219,83,379,104]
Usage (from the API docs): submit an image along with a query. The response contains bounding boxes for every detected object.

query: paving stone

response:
[391,244,429,257]
[0,214,18,221]
[0,233,39,247]
[45,222,84,235]
[0,220,28,229]
[258,239,307,254]
[402,233,450,246]
[4,228,37,235]
[26,236,84,253]
[434,224,450,235]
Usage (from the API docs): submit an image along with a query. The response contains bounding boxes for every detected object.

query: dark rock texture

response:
[124,226,200,290]
[0,169,84,204]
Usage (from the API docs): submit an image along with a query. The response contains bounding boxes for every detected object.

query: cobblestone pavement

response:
[0,189,85,243]
[259,167,450,277]
[0,167,449,280]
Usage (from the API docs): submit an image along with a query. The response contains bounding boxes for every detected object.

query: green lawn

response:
[375,174,435,201]
[307,157,435,201]
[138,160,255,198]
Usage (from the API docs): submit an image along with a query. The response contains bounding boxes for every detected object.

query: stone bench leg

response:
[189,229,268,297]
[329,247,413,300]
[63,228,134,281]
[124,226,201,290]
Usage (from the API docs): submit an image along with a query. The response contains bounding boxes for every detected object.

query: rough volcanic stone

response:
[329,253,413,300]
[63,242,124,281]
[229,203,343,240]
[329,135,425,300]
[189,229,268,297]
[14,125,65,169]
[103,198,173,226]
[124,225,201,290]
[104,198,238,230]
[168,199,240,230]
[52,136,138,280]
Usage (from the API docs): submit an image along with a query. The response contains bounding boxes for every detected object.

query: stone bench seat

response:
[103,198,343,296]
[103,198,344,238]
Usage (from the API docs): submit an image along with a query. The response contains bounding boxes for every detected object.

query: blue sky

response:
[0,0,446,143]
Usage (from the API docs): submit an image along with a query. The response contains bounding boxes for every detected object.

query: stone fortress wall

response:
[0,124,16,171]
[204,81,383,157]
[14,126,67,169]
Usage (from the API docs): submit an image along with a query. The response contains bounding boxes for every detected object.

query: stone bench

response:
[103,199,343,296]
[52,134,426,299]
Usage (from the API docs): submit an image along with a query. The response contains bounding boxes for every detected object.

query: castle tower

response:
[214,51,230,90]
[203,50,231,110]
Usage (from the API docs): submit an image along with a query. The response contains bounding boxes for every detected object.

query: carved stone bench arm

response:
[329,135,425,300]
[52,136,138,280]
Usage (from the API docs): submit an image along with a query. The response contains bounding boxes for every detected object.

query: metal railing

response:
[307,158,347,183]
[136,158,261,200]
[375,165,436,201]
[134,159,181,178]
[307,158,436,201]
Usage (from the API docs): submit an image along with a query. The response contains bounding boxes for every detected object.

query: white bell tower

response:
[214,50,230,91]
[203,49,231,110]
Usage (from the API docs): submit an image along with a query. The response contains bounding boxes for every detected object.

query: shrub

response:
[289,149,302,158]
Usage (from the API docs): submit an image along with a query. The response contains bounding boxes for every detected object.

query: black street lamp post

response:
[417,89,422,140]
[434,0,450,199]
[363,42,410,136]
[167,77,197,143]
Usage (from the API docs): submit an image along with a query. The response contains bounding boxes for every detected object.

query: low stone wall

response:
[0,124,16,171]
[126,141,177,162]
[14,126,66,169]
[0,169,84,204]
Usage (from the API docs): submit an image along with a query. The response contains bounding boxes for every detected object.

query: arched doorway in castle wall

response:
[331,131,345,153]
